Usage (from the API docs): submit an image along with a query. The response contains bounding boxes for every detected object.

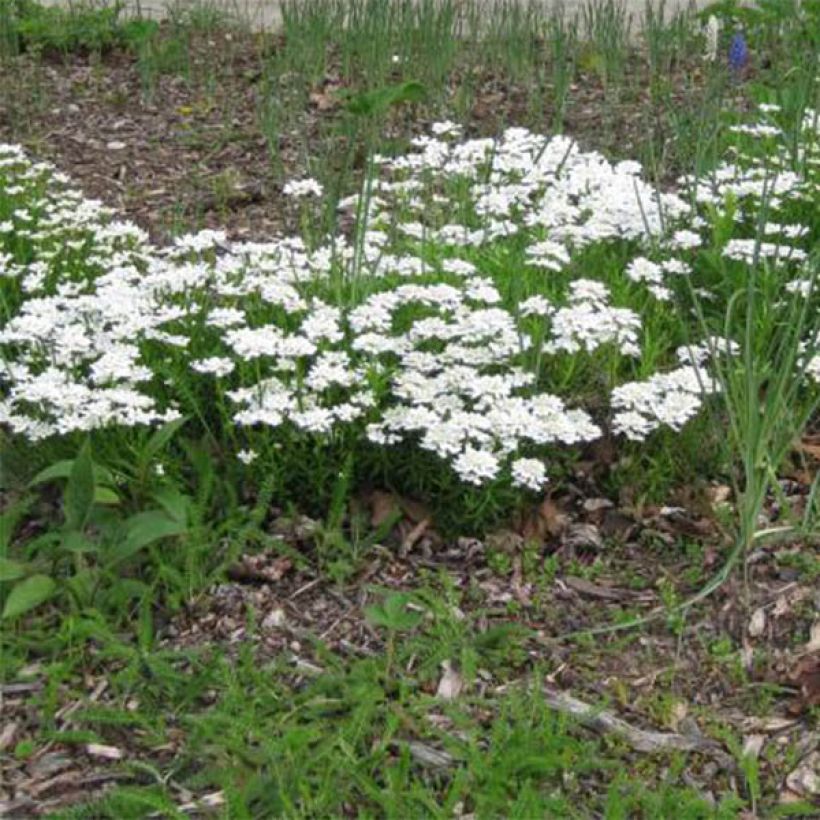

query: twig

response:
[401,685,727,770]
[539,688,724,755]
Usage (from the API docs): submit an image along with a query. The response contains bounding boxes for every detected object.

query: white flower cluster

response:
[1,104,817,491]
[611,364,717,441]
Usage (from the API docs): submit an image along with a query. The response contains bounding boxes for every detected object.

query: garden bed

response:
[1,0,819,816]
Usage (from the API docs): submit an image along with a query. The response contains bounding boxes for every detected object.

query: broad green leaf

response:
[0,558,27,582]
[2,574,57,619]
[30,459,115,489]
[107,510,187,566]
[94,486,120,506]
[64,441,95,532]
[61,531,99,554]
[152,485,192,524]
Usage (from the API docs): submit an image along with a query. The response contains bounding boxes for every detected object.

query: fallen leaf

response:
[669,701,688,731]
[369,490,400,528]
[561,523,604,553]
[178,791,226,812]
[772,585,809,618]
[0,721,17,751]
[583,498,613,513]
[740,716,799,733]
[519,498,570,541]
[806,620,820,654]
[742,734,765,759]
[226,555,292,584]
[707,484,732,507]
[309,89,340,111]
[85,743,122,760]
[796,434,820,461]
[436,660,464,700]
[748,607,766,638]
[401,517,430,553]
[785,751,820,797]
[262,608,286,629]
[564,576,625,601]
[788,654,820,713]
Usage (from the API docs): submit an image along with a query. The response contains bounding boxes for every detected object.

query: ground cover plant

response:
[1,0,819,816]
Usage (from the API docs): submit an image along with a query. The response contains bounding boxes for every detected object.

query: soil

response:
[0,27,725,245]
[2,476,818,815]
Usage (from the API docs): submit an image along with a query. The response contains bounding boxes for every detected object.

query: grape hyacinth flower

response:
[728,31,749,77]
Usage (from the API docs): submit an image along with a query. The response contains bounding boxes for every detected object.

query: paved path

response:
[43,0,711,33]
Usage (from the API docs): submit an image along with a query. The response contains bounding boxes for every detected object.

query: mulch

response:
[0,25,813,816]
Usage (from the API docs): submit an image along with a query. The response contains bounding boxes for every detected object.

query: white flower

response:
[511,458,547,490]
[191,357,235,377]
[283,178,323,198]
[237,449,258,465]
[453,447,500,485]
[519,295,553,317]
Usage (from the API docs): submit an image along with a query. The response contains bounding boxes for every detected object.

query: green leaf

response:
[152,485,192,524]
[107,510,187,566]
[2,574,57,619]
[364,593,423,632]
[140,417,187,467]
[64,441,95,532]
[0,558,27,582]
[94,486,120,506]
[30,459,115,489]
[61,531,99,554]
[0,497,32,551]
[345,81,426,117]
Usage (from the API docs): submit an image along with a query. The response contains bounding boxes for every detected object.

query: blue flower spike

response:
[728,31,750,78]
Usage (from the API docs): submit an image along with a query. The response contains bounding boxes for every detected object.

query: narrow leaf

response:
[141,417,187,466]
[64,442,95,532]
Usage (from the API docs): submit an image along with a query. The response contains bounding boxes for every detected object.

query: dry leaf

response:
[806,620,820,654]
[0,722,17,751]
[562,523,604,552]
[772,585,809,618]
[748,607,766,638]
[540,498,570,537]
[740,716,799,733]
[436,660,464,700]
[796,434,820,461]
[742,734,765,759]
[308,89,340,111]
[583,498,613,513]
[85,743,123,760]
[564,576,624,601]
[369,490,400,528]
[788,654,820,713]
[262,608,286,629]
[227,555,292,584]
[785,751,820,797]
[401,518,431,553]
[707,484,732,507]
[669,701,688,731]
